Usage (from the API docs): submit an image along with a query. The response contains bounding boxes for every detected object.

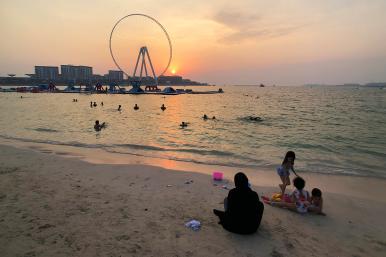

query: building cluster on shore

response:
[0,64,208,86]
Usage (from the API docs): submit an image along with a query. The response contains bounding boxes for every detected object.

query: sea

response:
[0,85,385,178]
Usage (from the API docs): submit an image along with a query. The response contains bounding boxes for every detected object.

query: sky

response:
[1,0,386,85]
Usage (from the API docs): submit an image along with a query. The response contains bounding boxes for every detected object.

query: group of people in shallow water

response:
[90,101,103,107]
[89,101,143,110]
[89,100,213,130]
[213,151,324,235]
[92,102,170,131]
[202,114,216,120]
[179,114,216,128]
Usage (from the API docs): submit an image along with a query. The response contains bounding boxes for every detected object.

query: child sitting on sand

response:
[308,188,326,215]
[262,178,326,215]
[291,176,310,213]
[277,151,298,197]
[262,177,309,213]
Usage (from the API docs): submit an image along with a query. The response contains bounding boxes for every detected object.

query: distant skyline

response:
[1,0,386,85]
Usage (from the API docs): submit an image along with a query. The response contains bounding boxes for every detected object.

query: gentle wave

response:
[32,128,60,133]
[115,143,259,163]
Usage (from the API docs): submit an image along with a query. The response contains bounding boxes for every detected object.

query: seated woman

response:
[213,172,264,234]
[308,188,326,215]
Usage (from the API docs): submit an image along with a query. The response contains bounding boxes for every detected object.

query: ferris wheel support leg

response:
[133,47,143,78]
[143,56,149,77]
[145,47,158,85]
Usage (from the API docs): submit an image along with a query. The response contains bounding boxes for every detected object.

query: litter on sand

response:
[185,219,201,231]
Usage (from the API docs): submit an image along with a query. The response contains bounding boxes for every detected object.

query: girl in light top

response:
[291,176,310,214]
[277,151,298,197]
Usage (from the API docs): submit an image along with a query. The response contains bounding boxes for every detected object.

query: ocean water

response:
[0,85,385,178]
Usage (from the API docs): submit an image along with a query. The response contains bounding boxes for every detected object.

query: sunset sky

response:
[1,0,386,85]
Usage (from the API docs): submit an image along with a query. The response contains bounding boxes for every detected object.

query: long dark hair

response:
[282,151,296,165]
[282,151,298,176]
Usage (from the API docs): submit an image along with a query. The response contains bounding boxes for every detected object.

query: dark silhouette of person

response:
[180,121,188,128]
[134,104,139,110]
[161,104,166,111]
[101,101,104,106]
[213,172,264,234]
[203,114,208,120]
[94,120,105,131]
[118,105,122,111]
[93,102,97,107]
[90,101,93,107]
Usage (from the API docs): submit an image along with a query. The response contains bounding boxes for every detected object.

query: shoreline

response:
[1,138,386,200]
[1,144,386,256]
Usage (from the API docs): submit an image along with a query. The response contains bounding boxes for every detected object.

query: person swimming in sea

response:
[161,104,166,111]
[249,116,262,121]
[93,102,97,107]
[94,120,105,131]
[180,121,188,128]
[134,104,139,110]
[203,114,208,120]
[118,105,122,111]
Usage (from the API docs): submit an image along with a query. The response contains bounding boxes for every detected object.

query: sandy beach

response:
[1,144,386,257]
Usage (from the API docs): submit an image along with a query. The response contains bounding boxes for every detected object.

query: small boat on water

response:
[190,88,224,94]
[161,87,178,95]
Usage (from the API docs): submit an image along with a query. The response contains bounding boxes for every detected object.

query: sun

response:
[171,68,176,74]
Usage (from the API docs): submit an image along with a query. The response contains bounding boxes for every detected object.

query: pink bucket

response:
[212,172,223,181]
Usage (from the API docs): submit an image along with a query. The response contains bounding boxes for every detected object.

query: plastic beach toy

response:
[271,193,292,203]
[212,171,223,181]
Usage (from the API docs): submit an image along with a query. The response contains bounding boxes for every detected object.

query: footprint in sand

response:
[270,249,284,257]
[115,235,131,241]
[23,251,36,257]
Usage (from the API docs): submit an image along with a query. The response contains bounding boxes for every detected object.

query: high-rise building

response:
[158,75,183,84]
[61,65,93,81]
[77,66,93,80]
[107,70,124,81]
[35,66,59,80]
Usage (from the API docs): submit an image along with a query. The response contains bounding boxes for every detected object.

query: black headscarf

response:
[234,172,249,189]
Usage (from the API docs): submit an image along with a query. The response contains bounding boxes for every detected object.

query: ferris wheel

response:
[109,13,172,86]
